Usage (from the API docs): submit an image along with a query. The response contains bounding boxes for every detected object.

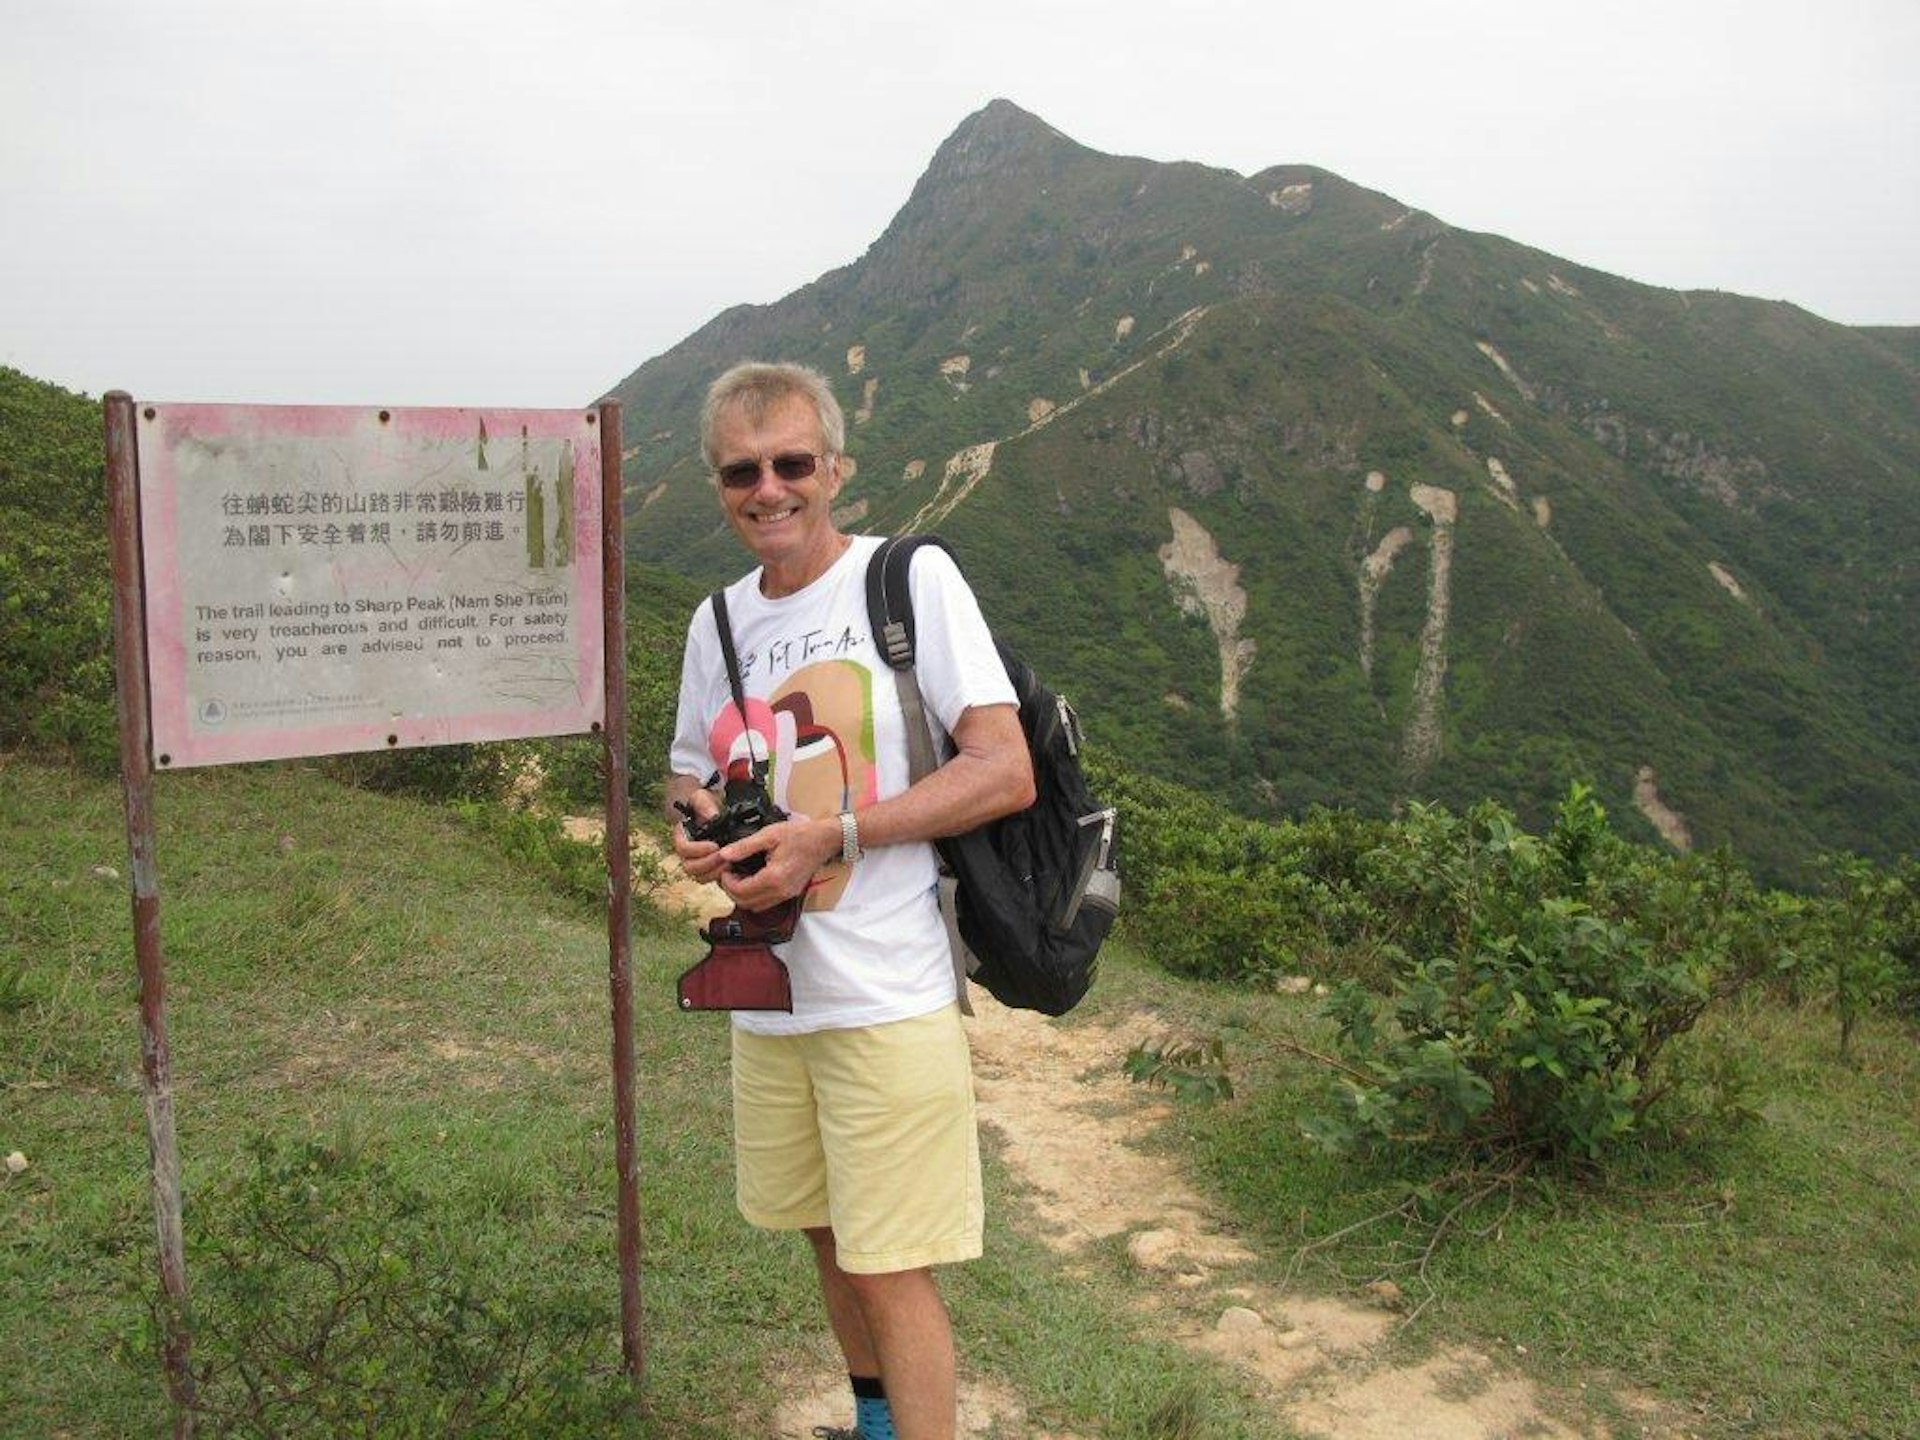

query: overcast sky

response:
[5,0,1914,409]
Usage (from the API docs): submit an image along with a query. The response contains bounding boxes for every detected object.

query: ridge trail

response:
[769,994,1687,1437]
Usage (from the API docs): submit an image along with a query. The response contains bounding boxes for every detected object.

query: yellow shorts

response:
[730,1004,983,1274]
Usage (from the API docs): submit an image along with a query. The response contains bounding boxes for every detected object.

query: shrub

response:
[1132,863,1303,984]
[1302,785,1773,1163]
[450,798,608,912]
[1088,746,1389,984]
[150,1134,617,1437]
[0,369,118,770]
[1796,853,1908,1057]
[1124,1033,1234,1104]
[1891,855,1920,1019]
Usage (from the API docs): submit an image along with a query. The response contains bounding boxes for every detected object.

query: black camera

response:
[673,760,801,1014]
[675,762,787,876]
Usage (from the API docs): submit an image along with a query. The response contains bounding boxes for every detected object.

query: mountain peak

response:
[951,97,1060,143]
[919,97,1086,188]
[854,100,1094,278]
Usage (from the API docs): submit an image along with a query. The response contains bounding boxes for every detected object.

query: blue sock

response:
[852,1374,895,1440]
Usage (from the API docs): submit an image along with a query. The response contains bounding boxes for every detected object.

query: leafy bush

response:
[0,368,117,770]
[1087,747,1388,984]
[151,1134,617,1437]
[1793,853,1910,1057]
[1892,855,1920,1018]
[1131,863,1304,984]
[1124,1032,1234,1103]
[450,798,608,912]
[1301,785,1774,1163]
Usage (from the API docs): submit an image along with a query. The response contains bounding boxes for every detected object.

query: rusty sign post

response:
[105,392,196,1430]
[597,398,646,1381]
[103,392,643,1424]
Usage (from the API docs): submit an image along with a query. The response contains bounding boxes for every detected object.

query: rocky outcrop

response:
[1401,484,1458,776]
[1634,765,1693,850]
[1160,508,1254,722]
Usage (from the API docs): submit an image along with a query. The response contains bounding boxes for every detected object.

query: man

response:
[668,362,1034,1440]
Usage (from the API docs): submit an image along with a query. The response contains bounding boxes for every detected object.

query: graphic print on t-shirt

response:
[706,657,878,912]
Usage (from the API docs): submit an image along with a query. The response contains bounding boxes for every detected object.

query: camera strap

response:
[709,587,770,784]
[672,590,800,1015]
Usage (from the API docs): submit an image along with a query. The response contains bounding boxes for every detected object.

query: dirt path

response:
[617,841,1681,1436]
[773,1002,1683,1439]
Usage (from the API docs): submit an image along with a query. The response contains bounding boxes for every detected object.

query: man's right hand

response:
[668,780,727,883]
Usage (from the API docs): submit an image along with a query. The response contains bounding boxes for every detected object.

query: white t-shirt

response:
[670,535,1016,1035]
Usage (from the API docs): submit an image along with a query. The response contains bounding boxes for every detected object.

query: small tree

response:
[1801,854,1904,1060]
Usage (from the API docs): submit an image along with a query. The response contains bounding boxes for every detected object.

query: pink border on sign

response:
[137,403,607,768]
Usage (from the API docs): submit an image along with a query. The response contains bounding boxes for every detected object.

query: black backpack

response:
[867,535,1119,1015]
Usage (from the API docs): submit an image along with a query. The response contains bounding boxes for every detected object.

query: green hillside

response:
[608,100,1919,882]
[0,366,114,764]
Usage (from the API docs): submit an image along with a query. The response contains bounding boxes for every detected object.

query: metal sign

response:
[105,394,641,1429]
[133,403,606,767]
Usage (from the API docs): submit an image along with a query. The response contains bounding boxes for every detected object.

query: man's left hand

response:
[716,814,840,910]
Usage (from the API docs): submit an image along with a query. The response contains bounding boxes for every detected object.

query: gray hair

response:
[700,361,846,469]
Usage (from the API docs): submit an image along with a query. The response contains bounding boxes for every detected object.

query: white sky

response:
[4,0,1915,408]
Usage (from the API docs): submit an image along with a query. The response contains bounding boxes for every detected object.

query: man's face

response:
[708,393,843,589]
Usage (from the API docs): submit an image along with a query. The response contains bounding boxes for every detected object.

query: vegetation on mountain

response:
[0,366,116,767]
[1095,748,1916,1107]
[608,99,1919,884]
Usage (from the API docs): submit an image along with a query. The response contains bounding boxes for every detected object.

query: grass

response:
[0,756,1272,1438]
[7,753,1914,1437]
[1123,964,1920,1439]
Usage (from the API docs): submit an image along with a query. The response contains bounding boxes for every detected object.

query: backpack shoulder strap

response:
[708,587,748,721]
[865,533,974,1013]
[866,535,956,785]
[868,533,955,673]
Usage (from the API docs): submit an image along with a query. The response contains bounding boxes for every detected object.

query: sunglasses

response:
[715,451,828,490]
